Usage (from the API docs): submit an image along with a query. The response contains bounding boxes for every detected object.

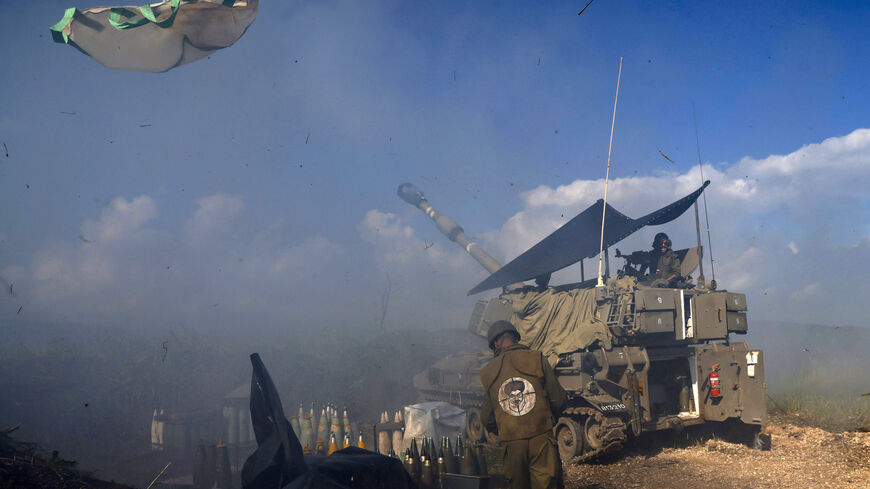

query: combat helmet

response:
[653,232,671,249]
[487,320,520,350]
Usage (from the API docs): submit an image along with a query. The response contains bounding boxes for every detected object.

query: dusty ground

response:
[4,413,868,488]
[564,414,870,489]
[0,429,134,489]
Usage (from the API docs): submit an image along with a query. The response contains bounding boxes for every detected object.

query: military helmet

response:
[653,232,671,249]
[487,320,520,350]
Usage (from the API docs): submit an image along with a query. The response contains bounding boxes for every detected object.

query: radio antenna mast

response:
[597,57,623,287]
[692,102,716,281]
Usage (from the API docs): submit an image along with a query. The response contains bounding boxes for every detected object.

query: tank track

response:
[562,407,628,464]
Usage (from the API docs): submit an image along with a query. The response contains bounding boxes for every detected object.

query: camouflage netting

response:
[506,286,613,366]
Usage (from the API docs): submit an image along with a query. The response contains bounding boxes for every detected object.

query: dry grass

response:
[769,392,870,432]
[767,359,870,432]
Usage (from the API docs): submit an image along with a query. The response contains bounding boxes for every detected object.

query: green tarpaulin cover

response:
[50,0,258,72]
[506,285,613,366]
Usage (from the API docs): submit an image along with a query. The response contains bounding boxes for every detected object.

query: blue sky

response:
[1,0,869,333]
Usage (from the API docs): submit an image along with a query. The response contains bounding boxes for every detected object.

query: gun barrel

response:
[397,183,503,274]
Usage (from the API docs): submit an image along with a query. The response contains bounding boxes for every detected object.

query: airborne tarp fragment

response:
[50,0,258,72]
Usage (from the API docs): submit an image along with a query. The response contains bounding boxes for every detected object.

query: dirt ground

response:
[4,413,868,488]
[563,414,870,489]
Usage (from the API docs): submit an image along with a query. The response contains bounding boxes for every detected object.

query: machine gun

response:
[614,248,650,278]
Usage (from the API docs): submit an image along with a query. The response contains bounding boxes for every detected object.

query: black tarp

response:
[242,353,418,489]
[288,448,417,489]
[468,181,710,295]
[242,353,308,488]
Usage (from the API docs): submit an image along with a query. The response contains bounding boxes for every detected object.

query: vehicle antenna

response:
[693,197,706,286]
[692,102,716,281]
[597,57,623,287]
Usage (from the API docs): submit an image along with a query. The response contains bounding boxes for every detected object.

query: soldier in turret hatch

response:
[642,232,681,280]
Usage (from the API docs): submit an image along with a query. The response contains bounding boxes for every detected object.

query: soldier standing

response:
[480,321,567,489]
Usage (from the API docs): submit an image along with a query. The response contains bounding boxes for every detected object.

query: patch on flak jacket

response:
[498,377,536,416]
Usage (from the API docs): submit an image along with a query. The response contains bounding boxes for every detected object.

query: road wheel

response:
[555,417,584,461]
[466,407,485,442]
[754,431,772,451]
[584,415,608,451]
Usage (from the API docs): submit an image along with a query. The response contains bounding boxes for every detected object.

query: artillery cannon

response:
[397,182,769,461]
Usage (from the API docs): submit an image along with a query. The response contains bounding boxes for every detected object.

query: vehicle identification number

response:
[599,402,627,412]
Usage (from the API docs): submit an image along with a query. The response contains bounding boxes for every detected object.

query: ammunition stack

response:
[369,406,490,488]
[372,409,405,455]
[401,435,489,489]
[290,403,358,456]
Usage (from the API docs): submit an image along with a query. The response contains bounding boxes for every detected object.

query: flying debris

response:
[49,0,259,72]
[578,0,595,17]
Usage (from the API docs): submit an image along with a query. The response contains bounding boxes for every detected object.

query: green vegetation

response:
[766,359,870,432]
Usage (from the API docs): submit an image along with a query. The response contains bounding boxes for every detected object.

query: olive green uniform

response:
[649,249,681,279]
[480,344,567,489]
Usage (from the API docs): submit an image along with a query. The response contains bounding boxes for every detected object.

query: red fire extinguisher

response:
[709,364,722,398]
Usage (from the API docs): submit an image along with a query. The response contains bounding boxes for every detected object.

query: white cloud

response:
[7,193,351,330]
[267,236,343,275]
[717,247,762,291]
[518,128,870,224]
[359,209,469,271]
[357,209,487,327]
[80,196,156,243]
[478,129,870,326]
[789,282,821,301]
[359,209,415,242]
[7,130,870,331]
[185,193,244,242]
[355,129,870,327]
[30,197,158,295]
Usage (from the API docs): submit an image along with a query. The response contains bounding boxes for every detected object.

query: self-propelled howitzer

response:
[398,183,770,462]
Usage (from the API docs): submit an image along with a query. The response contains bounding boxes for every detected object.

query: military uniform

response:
[649,248,681,279]
[480,344,567,489]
